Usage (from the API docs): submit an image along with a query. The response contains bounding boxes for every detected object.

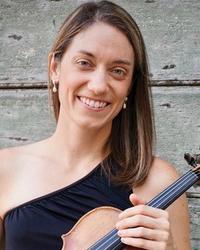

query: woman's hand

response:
[116,193,170,250]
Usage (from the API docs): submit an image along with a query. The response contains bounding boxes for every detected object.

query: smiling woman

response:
[0,1,191,250]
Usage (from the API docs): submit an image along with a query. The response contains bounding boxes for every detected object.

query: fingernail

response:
[121,238,126,243]
[115,222,120,229]
[117,230,121,236]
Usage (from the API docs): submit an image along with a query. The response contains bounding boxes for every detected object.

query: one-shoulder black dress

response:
[3,161,132,250]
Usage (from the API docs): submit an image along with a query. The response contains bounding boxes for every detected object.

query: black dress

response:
[3,161,132,250]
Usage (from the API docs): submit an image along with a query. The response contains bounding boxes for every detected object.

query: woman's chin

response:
[75,118,111,132]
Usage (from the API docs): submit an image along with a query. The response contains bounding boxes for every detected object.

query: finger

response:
[119,204,169,220]
[118,227,169,242]
[116,214,170,231]
[120,237,167,250]
[129,193,146,206]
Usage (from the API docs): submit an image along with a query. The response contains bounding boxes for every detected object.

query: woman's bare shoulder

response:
[0,146,24,217]
[0,144,28,163]
[0,145,26,177]
[0,140,48,174]
[134,157,180,201]
[150,157,180,184]
[0,146,16,171]
[0,139,53,219]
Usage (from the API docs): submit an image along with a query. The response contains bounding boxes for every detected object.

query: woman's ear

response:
[49,53,61,83]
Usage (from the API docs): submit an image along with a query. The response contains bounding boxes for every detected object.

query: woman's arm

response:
[0,149,8,250]
[150,158,191,249]
[166,193,191,249]
[0,218,4,250]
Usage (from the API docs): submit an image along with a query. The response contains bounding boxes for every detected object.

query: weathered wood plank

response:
[153,87,200,177]
[0,89,55,148]
[153,86,200,197]
[0,79,200,90]
[188,197,200,250]
[0,0,199,85]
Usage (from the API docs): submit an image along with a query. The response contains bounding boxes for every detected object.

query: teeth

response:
[95,101,100,108]
[79,97,108,109]
[89,100,95,106]
[86,98,90,105]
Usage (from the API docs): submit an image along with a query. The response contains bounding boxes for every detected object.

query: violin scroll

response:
[184,152,200,185]
[184,152,200,167]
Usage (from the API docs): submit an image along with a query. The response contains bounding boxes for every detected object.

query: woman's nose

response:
[87,69,108,95]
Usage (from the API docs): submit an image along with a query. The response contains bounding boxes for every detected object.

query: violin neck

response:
[147,169,199,209]
[88,169,199,250]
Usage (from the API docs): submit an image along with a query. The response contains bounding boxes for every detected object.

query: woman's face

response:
[52,22,134,130]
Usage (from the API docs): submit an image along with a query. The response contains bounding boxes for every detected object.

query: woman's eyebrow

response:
[77,50,132,66]
[77,50,95,57]
[112,59,132,66]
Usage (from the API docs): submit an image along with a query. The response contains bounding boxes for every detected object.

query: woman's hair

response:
[48,0,155,188]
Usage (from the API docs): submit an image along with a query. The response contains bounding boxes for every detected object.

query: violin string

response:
[147,170,193,207]
[147,170,193,206]
[102,238,122,250]
[88,228,116,249]
[148,171,197,208]
[92,170,199,249]
[154,174,197,209]
[91,229,119,249]
[97,235,120,250]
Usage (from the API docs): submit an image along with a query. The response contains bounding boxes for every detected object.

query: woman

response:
[0,1,191,249]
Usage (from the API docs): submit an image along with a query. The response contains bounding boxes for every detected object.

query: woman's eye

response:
[77,60,91,67]
[112,68,126,76]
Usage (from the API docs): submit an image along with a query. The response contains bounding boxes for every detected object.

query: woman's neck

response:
[47,111,111,170]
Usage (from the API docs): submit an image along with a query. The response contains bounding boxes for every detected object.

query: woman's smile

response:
[77,96,110,111]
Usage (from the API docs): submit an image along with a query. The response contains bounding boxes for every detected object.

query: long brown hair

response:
[48,0,155,188]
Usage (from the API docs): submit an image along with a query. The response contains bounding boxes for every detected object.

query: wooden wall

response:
[0,0,199,248]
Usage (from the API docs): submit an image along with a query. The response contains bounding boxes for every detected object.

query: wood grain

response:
[0,0,199,85]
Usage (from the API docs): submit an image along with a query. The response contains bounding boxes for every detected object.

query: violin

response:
[61,153,200,250]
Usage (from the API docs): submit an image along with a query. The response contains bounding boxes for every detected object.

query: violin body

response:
[61,206,135,250]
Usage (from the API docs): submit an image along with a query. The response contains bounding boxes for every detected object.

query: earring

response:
[123,97,128,109]
[52,80,58,93]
